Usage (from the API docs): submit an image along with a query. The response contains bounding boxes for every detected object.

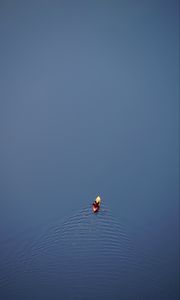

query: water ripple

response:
[0,205,168,299]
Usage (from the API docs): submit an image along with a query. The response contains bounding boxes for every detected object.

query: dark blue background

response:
[0,0,179,299]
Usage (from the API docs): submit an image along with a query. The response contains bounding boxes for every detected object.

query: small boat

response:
[92,196,101,213]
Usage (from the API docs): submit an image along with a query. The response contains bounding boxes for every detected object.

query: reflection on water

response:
[0,204,169,299]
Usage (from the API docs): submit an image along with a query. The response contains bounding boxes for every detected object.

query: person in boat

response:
[92,196,101,212]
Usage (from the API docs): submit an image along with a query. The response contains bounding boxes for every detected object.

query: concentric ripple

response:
[0,205,168,300]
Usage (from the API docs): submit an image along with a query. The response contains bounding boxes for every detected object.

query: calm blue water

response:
[0,202,178,299]
[0,0,179,299]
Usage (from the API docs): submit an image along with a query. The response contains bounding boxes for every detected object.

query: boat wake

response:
[0,204,167,300]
